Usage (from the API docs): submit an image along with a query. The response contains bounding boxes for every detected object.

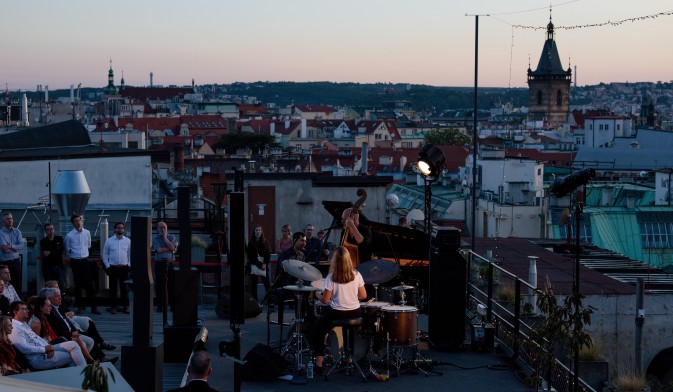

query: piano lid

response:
[322,200,430,262]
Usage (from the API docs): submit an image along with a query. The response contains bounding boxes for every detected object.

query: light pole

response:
[417,144,446,235]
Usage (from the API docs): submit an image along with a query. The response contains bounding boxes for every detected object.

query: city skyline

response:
[3,0,672,91]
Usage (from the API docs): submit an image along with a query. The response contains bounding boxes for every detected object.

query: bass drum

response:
[326,326,368,361]
[380,305,418,346]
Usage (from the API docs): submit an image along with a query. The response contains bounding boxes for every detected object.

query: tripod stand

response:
[280,284,319,373]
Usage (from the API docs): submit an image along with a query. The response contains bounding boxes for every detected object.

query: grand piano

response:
[320,200,431,309]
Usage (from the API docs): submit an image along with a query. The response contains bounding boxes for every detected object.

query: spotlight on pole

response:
[550,168,596,198]
[417,144,446,234]
[417,144,446,178]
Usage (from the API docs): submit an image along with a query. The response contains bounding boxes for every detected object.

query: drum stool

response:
[325,317,367,382]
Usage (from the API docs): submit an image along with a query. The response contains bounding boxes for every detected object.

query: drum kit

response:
[276,258,434,378]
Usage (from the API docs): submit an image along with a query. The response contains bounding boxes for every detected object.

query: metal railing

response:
[464,250,596,392]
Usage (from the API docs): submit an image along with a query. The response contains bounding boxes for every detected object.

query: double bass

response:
[341,189,367,266]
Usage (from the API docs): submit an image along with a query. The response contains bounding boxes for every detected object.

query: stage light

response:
[550,168,596,198]
[417,144,446,178]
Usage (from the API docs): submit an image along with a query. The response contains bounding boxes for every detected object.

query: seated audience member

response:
[0,265,20,304]
[168,350,219,392]
[29,296,96,363]
[0,279,9,316]
[8,301,86,370]
[0,316,23,375]
[40,284,116,352]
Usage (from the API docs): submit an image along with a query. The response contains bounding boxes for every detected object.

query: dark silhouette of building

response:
[527,16,572,127]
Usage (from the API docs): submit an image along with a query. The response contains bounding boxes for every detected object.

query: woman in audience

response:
[246,224,271,302]
[0,316,22,375]
[29,296,95,364]
[275,224,293,254]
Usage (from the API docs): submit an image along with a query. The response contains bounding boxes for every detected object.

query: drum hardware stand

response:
[280,282,312,374]
[263,269,291,349]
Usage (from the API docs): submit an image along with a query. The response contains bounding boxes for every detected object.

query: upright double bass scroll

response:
[341,188,367,266]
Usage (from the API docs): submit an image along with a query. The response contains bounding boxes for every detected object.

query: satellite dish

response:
[406,208,424,224]
[386,193,400,208]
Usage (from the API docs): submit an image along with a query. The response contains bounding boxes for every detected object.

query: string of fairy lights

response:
[485,7,673,89]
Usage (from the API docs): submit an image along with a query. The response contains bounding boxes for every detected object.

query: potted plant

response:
[81,360,116,392]
[576,337,609,391]
[521,277,593,392]
[191,235,208,263]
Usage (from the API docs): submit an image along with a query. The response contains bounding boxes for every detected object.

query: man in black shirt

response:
[40,223,67,293]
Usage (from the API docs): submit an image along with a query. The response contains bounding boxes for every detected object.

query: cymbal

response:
[282,259,322,281]
[283,284,321,292]
[392,285,415,291]
[356,259,399,284]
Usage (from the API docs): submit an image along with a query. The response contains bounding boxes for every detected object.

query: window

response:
[640,222,673,249]
[536,91,542,105]
[556,90,562,106]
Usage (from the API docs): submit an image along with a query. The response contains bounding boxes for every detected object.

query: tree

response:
[212,131,279,153]
[424,128,471,146]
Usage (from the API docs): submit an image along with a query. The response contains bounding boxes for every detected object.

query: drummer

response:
[313,246,367,374]
[278,232,307,283]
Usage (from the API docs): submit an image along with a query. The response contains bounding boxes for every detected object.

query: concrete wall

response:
[0,155,153,209]
[582,293,673,373]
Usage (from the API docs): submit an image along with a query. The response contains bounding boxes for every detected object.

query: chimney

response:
[44,85,48,102]
[52,170,91,236]
[360,142,368,175]
[150,72,154,87]
[70,85,75,103]
[270,122,275,135]
[400,155,407,172]
[300,118,307,138]
[21,93,29,127]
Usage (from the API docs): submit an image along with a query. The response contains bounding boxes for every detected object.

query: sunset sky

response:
[2,0,672,91]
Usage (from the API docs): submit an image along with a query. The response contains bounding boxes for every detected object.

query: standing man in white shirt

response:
[8,300,86,369]
[64,214,100,315]
[102,222,131,314]
[0,213,24,295]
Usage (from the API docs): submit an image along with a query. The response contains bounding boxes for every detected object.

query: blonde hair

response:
[329,247,356,284]
[0,316,11,343]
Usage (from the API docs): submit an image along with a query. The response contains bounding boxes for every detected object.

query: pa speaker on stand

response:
[427,227,465,351]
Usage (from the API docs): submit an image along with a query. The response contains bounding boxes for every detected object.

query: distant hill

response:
[18,82,530,112]
[225,82,529,111]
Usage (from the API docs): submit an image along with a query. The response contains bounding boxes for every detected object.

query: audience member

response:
[0,316,22,375]
[39,284,115,352]
[0,265,21,304]
[152,221,178,313]
[398,216,408,227]
[274,224,292,254]
[8,301,86,370]
[28,296,96,364]
[167,350,219,392]
[39,223,67,294]
[303,224,322,264]
[246,224,270,302]
[64,214,100,315]
[102,222,131,314]
[0,213,23,295]
[0,280,9,316]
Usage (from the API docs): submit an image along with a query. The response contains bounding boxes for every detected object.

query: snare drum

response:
[380,305,418,346]
[360,301,389,336]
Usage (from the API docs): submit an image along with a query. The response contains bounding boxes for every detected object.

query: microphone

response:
[550,168,596,198]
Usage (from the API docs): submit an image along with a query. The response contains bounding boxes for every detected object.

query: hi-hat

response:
[282,259,322,281]
[392,285,415,291]
[283,284,321,292]
[356,259,399,284]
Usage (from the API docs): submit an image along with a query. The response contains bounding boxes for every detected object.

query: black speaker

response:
[242,343,287,381]
[229,192,245,324]
[215,292,261,319]
[428,248,466,351]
